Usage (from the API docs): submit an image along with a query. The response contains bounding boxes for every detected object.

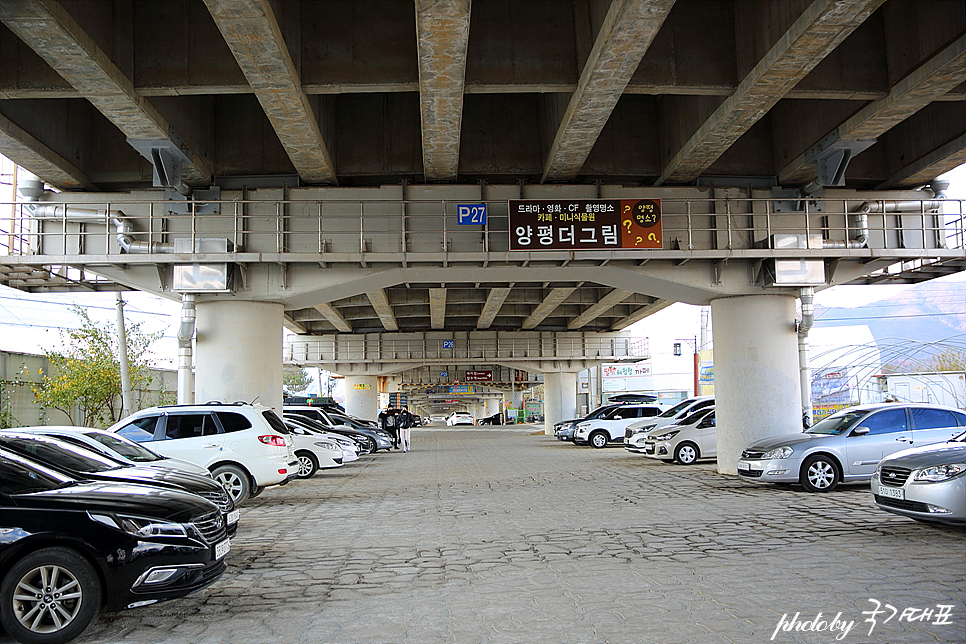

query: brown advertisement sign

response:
[508,199,662,251]
[464,370,493,382]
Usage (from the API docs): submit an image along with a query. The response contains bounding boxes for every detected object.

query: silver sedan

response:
[872,431,966,525]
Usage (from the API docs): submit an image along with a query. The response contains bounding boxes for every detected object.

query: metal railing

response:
[2,197,962,259]
[285,335,650,364]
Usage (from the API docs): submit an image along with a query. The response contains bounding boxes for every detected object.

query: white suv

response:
[574,405,663,448]
[108,403,298,505]
[624,395,714,443]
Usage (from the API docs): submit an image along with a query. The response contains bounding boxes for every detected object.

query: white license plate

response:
[877,485,904,500]
[737,461,750,471]
[226,509,239,525]
[214,538,231,560]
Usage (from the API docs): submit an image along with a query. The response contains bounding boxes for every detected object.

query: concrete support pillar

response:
[543,371,577,435]
[345,375,379,420]
[711,295,802,474]
[195,300,283,412]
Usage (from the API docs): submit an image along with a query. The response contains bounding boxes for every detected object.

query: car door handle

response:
[204,443,219,448]
[895,436,913,443]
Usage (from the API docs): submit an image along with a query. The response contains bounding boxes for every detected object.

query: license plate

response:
[227,509,239,525]
[737,461,750,471]
[214,538,231,560]
[877,485,904,500]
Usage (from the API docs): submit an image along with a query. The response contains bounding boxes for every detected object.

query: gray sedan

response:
[737,403,966,492]
[872,431,966,525]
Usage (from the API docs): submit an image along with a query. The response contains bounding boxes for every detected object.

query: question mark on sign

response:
[648,232,657,242]
[636,236,642,245]
[623,219,633,234]
[623,204,631,214]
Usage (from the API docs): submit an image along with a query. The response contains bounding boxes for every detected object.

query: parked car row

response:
[556,397,966,525]
[1,402,396,644]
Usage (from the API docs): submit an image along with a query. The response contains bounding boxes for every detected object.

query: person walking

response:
[379,405,399,449]
[397,405,414,452]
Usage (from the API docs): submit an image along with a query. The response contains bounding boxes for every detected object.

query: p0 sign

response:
[457,204,487,225]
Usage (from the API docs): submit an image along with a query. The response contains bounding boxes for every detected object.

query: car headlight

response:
[91,513,190,538]
[914,463,966,482]
[314,441,341,451]
[762,446,794,459]
[651,430,679,441]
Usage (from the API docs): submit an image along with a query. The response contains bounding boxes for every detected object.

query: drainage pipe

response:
[797,287,815,427]
[822,199,943,249]
[24,203,174,253]
[177,294,196,404]
[116,293,134,418]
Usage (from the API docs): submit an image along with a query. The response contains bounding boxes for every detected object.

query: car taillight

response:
[258,435,286,447]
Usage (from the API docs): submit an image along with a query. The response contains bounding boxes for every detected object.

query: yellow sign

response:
[353,383,371,390]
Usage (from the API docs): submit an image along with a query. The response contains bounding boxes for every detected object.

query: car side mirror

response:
[851,426,870,436]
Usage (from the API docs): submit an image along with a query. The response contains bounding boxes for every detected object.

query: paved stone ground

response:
[18,426,966,644]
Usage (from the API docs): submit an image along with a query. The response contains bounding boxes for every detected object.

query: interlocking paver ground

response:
[9,426,963,644]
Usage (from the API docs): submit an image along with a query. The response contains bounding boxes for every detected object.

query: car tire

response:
[800,455,841,492]
[0,547,103,644]
[364,437,377,453]
[674,442,700,465]
[249,486,265,498]
[295,451,319,478]
[589,431,609,449]
[212,464,252,505]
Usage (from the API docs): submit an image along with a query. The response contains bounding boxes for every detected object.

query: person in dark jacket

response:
[397,405,414,452]
[379,405,399,448]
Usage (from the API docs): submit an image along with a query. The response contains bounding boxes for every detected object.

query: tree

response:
[31,306,160,427]
[283,366,313,395]
[924,347,966,372]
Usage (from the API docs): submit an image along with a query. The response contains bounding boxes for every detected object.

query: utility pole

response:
[116,293,134,418]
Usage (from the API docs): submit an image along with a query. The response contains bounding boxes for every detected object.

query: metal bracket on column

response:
[805,131,876,188]
[128,132,193,194]
[711,260,725,286]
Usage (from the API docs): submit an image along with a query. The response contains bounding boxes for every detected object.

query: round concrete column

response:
[543,371,577,435]
[195,300,284,412]
[344,376,378,420]
[711,295,802,474]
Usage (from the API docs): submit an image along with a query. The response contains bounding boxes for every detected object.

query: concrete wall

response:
[0,349,176,428]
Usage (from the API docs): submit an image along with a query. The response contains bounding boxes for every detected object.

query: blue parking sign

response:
[443,340,455,349]
[457,204,487,225]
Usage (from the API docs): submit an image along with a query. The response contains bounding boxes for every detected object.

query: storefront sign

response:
[509,199,661,250]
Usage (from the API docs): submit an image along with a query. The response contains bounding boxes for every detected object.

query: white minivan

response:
[624,395,714,443]
[109,403,298,505]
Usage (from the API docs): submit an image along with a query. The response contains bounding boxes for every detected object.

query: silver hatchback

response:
[737,403,966,492]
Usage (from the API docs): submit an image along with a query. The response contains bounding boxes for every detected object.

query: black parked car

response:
[477,413,503,426]
[0,432,238,537]
[0,449,229,644]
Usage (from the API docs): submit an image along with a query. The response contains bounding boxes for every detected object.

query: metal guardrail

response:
[2,197,963,258]
[285,335,650,365]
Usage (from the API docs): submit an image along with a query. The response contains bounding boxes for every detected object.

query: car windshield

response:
[805,410,867,435]
[659,399,697,418]
[0,455,76,494]
[84,432,164,462]
[679,407,713,425]
[0,435,125,473]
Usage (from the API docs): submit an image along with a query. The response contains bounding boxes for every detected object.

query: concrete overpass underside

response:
[1,0,965,473]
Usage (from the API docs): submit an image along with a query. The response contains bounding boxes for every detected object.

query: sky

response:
[1,159,964,373]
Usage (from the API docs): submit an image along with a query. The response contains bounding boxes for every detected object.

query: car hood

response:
[87,465,226,496]
[14,481,219,522]
[881,442,966,469]
[745,432,822,451]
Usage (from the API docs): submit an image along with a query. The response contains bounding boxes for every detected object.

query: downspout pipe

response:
[177,294,196,405]
[797,287,815,427]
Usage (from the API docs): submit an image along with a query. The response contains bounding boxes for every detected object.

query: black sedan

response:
[0,432,238,537]
[0,449,228,644]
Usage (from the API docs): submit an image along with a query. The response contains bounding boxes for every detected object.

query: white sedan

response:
[9,426,212,477]
[446,412,475,426]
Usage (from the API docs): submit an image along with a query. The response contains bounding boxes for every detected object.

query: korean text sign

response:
[508,199,662,250]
